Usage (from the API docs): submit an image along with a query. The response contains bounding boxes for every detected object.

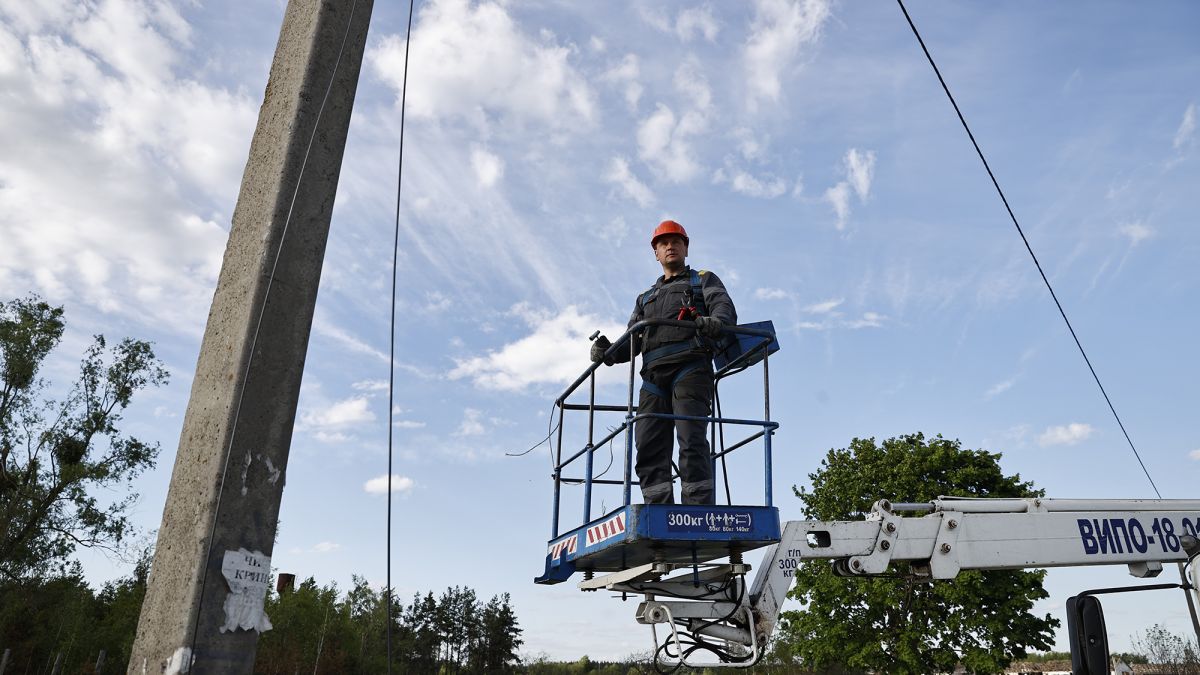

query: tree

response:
[773,433,1058,674]
[254,580,523,674]
[0,543,152,674]
[0,295,168,580]
[256,577,350,674]
[1131,624,1200,674]
[89,545,153,672]
[476,592,523,673]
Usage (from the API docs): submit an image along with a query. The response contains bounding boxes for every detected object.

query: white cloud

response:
[455,408,486,436]
[639,5,719,42]
[732,171,787,198]
[353,379,390,392]
[733,127,765,161]
[1118,221,1154,246]
[312,317,388,363]
[0,1,256,330]
[803,298,843,314]
[393,420,427,429]
[421,291,453,314]
[312,541,341,553]
[314,431,351,444]
[984,378,1016,398]
[312,317,435,379]
[601,53,643,111]
[755,288,791,301]
[637,104,705,183]
[673,59,712,112]
[72,0,188,85]
[1173,102,1196,151]
[449,304,625,391]
[824,148,876,229]
[1038,423,1095,447]
[300,396,376,429]
[368,0,595,131]
[364,474,415,495]
[604,157,655,207]
[713,165,789,199]
[791,175,805,197]
[795,308,885,330]
[844,312,885,329]
[676,6,720,42]
[470,145,504,188]
[744,0,832,109]
[824,182,852,229]
[845,148,876,200]
[601,217,630,246]
[635,61,713,184]
[1190,449,1200,461]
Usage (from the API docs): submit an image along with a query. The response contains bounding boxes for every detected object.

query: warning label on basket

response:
[666,511,753,533]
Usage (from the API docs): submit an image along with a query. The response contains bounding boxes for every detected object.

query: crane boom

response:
[585,497,1200,669]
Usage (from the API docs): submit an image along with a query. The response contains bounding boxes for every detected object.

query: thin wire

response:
[189,0,361,658]
[895,0,1161,499]
[505,402,561,457]
[386,0,417,670]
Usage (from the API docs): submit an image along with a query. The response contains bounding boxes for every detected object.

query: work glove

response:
[695,316,724,339]
[590,335,613,365]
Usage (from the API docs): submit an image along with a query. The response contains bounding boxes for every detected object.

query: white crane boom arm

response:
[748,497,1200,644]
[584,497,1200,669]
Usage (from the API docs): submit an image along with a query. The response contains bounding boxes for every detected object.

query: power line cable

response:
[895,0,1161,499]
[386,0,417,670]
[189,0,362,659]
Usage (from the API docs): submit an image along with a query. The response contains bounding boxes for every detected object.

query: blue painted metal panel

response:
[638,505,779,542]
[535,504,780,584]
[713,320,779,371]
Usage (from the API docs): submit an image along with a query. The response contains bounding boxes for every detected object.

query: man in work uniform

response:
[590,220,737,505]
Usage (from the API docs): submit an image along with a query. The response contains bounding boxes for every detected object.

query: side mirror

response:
[1067,595,1110,675]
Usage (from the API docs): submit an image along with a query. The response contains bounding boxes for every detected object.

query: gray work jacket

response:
[617,266,737,370]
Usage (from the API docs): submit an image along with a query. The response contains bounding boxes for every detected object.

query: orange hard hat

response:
[651,220,689,248]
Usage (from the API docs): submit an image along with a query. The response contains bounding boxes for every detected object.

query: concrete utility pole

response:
[130,1,374,672]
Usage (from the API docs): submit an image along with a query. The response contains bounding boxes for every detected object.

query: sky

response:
[1,0,1198,662]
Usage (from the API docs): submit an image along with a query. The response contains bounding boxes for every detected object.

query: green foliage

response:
[254,579,523,674]
[1130,624,1200,673]
[0,547,150,674]
[773,433,1058,675]
[1021,650,1072,663]
[522,653,652,674]
[1111,651,1149,665]
[0,295,168,581]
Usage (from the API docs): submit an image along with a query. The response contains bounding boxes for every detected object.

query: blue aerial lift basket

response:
[535,319,782,585]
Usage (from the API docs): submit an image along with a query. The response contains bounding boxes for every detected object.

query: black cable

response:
[895,0,1162,498]
[505,401,561,457]
[594,427,617,480]
[648,574,757,670]
[713,386,732,505]
[386,0,417,670]
[189,0,361,659]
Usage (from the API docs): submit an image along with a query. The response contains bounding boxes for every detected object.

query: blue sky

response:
[1,0,1198,661]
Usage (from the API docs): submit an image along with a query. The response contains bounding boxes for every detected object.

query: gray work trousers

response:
[635,359,714,505]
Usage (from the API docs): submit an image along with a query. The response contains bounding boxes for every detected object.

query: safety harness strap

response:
[688,268,707,316]
[640,359,709,399]
[636,269,708,313]
[640,379,668,399]
[640,340,696,366]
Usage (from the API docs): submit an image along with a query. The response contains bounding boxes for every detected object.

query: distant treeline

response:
[0,557,148,674]
[0,555,522,674]
[257,577,522,674]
